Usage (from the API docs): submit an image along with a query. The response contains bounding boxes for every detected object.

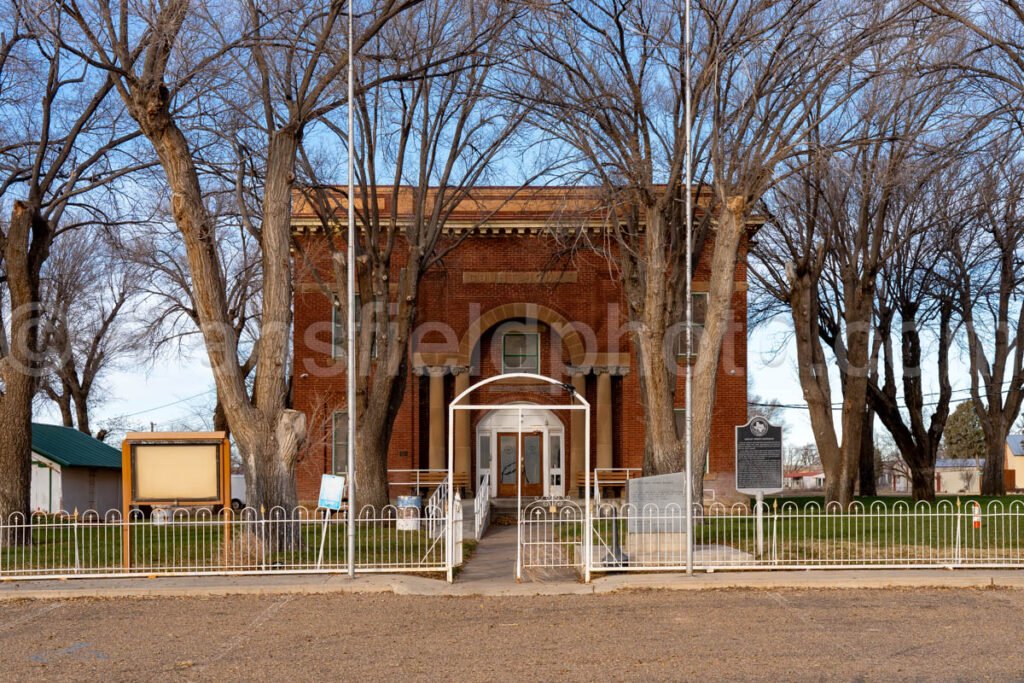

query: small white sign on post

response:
[317,474,346,568]
[318,474,346,511]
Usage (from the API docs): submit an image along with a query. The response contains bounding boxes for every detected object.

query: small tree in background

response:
[944,401,987,462]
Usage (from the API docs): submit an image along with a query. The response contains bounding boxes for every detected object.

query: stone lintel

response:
[566,364,630,377]
[462,271,579,285]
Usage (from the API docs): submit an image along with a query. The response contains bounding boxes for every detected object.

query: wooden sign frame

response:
[121,432,232,569]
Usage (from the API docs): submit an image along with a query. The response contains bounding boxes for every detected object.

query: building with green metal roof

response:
[30,423,122,514]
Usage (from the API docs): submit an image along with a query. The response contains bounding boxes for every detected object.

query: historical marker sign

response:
[735,416,783,495]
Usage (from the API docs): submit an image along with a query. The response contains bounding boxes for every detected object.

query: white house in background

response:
[784,470,825,490]
[30,423,122,514]
[934,458,983,495]
[1004,435,1024,490]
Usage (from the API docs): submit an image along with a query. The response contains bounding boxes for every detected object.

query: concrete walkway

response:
[457,524,586,593]
[2,566,1024,601]
[457,524,518,585]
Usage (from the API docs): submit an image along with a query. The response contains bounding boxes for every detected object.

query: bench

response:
[571,468,642,498]
[390,471,472,497]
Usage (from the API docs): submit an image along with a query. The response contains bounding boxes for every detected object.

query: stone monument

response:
[622,471,687,565]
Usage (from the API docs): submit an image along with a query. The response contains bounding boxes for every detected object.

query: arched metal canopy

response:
[446,372,592,582]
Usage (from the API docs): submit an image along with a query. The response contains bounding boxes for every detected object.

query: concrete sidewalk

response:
[2,567,1023,601]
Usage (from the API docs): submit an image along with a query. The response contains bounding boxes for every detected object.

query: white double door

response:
[477,405,564,498]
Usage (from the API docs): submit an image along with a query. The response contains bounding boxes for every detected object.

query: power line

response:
[748,382,1015,412]
[107,388,216,420]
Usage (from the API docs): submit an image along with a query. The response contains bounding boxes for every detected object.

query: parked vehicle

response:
[231,474,247,510]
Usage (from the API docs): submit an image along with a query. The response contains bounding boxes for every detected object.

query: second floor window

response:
[676,292,707,358]
[333,294,372,359]
[332,410,348,474]
[502,332,540,373]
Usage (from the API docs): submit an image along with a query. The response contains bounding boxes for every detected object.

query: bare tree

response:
[127,214,262,436]
[36,230,144,435]
[918,1,1024,496]
[753,29,965,503]
[0,3,141,531]
[62,0,421,518]
[862,175,960,501]
[295,0,529,507]
[519,0,890,499]
[943,146,1024,495]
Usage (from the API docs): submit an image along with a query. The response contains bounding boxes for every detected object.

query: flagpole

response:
[346,0,357,580]
[683,0,694,577]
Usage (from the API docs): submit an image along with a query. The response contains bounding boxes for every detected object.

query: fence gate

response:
[517,498,584,580]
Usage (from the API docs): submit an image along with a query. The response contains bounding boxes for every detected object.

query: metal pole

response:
[683,0,695,577]
[584,392,591,583]
[755,491,764,557]
[346,0,356,580]
[448,403,455,583]
[515,407,523,581]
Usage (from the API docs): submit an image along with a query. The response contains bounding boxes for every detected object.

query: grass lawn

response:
[0,517,450,575]
[760,494,1024,511]
[574,496,1024,563]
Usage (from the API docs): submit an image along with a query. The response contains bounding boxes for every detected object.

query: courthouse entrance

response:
[497,432,543,497]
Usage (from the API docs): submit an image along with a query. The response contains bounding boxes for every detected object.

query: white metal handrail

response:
[425,475,449,539]
[593,467,642,506]
[474,472,491,540]
[388,469,450,490]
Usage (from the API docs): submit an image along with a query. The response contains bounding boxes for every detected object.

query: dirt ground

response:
[1,588,1022,681]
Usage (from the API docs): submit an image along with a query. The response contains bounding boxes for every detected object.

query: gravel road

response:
[1,588,1021,681]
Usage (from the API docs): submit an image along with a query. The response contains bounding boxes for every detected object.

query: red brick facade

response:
[290,189,748,504]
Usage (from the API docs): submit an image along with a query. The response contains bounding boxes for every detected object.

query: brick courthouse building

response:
[290,188,749,504]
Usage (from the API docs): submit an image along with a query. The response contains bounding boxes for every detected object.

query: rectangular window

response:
[502,332,540,373]
[549,434,562,469]
[332,410,349,474]
[674,408,686,441]
[676,292,707,358]
[333,294,375,359]
[478,433,491,488]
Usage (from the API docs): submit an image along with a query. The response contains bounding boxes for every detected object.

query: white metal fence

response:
[9,498,1023,582]
[0,504,451,580]
[517,498,584,579]
[586,499,1024,572]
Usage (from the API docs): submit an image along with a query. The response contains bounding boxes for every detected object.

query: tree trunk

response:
[354,265,421,510]
[0,377,35,537]
[689,197,746,498]
[56,389,74,428]
[127,86,302,522]
[982,436,1007,495]
[910,464,934,501]
[858,408,876,496]
[213,395,230,436]
[624,208,681,477]
[354,367,411,510]
[235,409,305,543]
[0,201,50,542]
[356,419,392,511]
[788,261,844,506]
[73,392,91,435]
[635,330,683,477]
